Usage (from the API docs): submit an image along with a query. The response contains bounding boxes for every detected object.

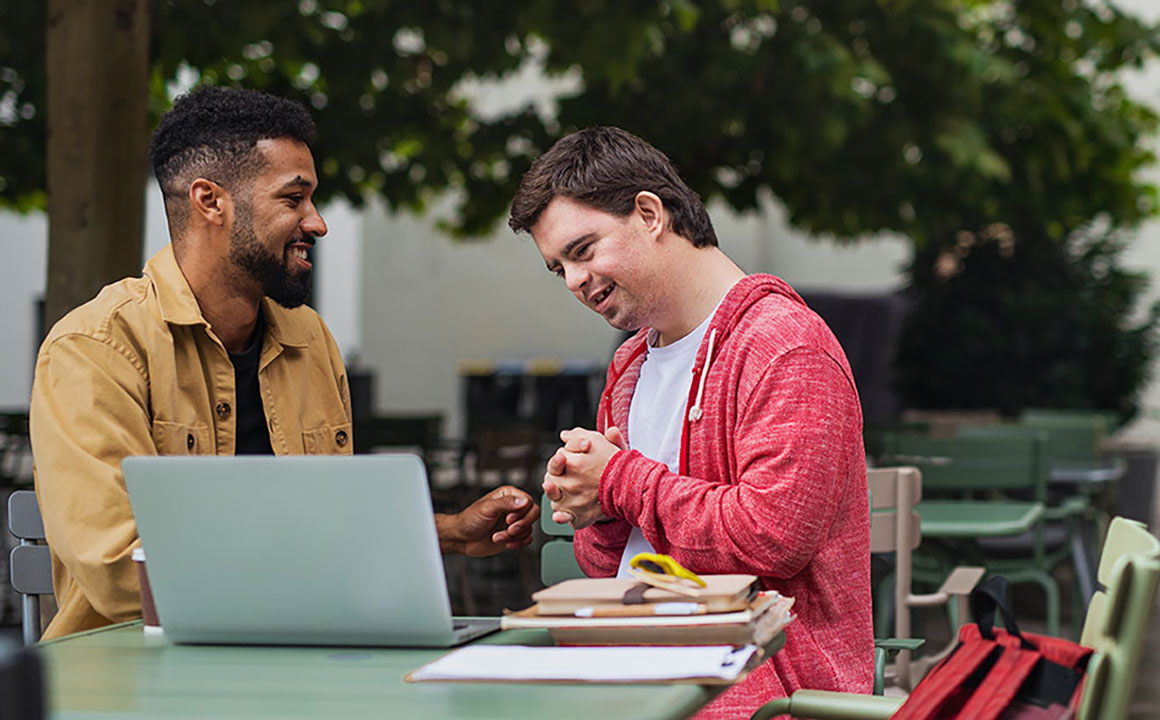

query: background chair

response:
[882,430,1064,636]
[750,516,1160,720]
[7,491,51,645]
[868,467,984,691]
[539,494,583,586]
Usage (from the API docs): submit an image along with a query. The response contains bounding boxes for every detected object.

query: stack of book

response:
[501,574,794,647]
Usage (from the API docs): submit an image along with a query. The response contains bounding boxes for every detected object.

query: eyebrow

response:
[545,233,597,272]
[278,176,314,192]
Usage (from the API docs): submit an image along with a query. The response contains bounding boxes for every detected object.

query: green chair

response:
[539,494,583,586]
[882,430,1063,636]
[957,420,1109,631]
[751,517,1160,720]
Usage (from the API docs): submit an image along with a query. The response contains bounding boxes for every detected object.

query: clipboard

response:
[404,643,768,685]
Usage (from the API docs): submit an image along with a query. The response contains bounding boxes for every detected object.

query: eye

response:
[554,267,565,279]
[284,194,304,207]
[573,242,593,259]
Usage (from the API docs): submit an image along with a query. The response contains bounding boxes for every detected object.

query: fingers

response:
[546,449,567,476]
[563,435,590,453]
[605,425,627,450]
[542,478,562,501]
[487,485,531,510]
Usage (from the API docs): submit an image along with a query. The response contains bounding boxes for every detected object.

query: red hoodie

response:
[576,273,873,717]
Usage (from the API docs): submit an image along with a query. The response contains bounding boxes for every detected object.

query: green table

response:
[39,622,747,719]
[916,500,1044,537]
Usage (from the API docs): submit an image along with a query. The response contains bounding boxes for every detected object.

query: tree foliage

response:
[3,0,1160,414]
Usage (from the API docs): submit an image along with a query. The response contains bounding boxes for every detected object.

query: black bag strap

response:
[971,575,1035,650]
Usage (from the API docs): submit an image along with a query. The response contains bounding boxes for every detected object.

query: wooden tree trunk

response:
[44,0,150,330]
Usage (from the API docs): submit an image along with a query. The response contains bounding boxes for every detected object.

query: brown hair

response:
[508,126,717,247]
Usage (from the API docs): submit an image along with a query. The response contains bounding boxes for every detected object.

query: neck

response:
[173,236,262,354]
[653,244,745,347]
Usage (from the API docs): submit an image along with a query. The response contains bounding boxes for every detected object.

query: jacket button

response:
[335,429,348,447]
[186,433,195,450]
[216,402,231,419]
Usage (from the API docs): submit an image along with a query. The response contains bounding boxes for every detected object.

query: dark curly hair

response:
[149,86,316,228]
[509,126,717,247]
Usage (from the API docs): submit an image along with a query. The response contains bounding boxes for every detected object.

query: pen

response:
[573,602,709,618]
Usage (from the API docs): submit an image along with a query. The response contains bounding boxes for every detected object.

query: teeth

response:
[595,286,613,303]
[290,247,308,261]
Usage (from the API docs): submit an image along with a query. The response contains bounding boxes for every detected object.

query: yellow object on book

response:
[628,552,707,596]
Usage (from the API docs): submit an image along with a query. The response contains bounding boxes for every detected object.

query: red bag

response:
[894,576,1092,720]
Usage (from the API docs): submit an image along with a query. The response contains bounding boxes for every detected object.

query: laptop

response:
[122,454,500,647]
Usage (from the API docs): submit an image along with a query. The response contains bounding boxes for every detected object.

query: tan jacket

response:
[30,244,352,639]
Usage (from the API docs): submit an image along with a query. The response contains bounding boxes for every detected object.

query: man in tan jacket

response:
[30,86,539,639]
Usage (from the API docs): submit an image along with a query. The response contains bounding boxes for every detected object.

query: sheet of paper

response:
[408,644,757,683]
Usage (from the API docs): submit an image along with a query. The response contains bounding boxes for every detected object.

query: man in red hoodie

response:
[508,127,873,717]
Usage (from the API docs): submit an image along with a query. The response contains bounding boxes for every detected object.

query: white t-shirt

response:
[615,311,715,578]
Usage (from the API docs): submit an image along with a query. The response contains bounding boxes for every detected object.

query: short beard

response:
[228,198,311,309]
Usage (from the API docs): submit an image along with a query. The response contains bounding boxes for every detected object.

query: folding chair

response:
[7,491,51,645]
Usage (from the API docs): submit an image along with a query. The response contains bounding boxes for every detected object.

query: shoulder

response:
[720,276,854,384]
[39,275,155,368]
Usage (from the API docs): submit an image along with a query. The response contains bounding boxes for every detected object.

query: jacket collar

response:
[144,243,310,348]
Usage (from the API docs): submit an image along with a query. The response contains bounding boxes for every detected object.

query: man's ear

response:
[634,191,666,239]
[189,179,230,227]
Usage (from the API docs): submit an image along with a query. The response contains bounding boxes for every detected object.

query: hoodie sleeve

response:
[593,346,863,579]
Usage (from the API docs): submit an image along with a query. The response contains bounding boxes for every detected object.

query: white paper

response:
[408,644,757,683]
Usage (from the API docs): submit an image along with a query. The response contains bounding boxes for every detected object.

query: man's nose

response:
[302,202,327,237]
[563,264,589,295]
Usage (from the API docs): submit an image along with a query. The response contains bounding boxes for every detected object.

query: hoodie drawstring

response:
[687,327,717,422]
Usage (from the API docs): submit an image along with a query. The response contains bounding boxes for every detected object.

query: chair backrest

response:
[7,491,52,645]
[1016,413,1107,465]
[887,431,1048,499]
[539,494,584,586]
[1076,517,1160,720]
[868,467,922,555]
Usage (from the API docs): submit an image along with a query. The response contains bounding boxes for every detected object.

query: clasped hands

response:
[543,425,625,529]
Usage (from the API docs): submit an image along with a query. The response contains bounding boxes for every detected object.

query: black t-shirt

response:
[229,314,274,455]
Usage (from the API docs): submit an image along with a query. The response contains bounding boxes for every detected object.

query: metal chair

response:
[7,491,51,645]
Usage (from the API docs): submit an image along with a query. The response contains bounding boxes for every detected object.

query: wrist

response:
[434,512,465,554]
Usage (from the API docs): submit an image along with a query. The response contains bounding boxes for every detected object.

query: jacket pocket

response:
[152,420,211,455]
[302,422,354,455]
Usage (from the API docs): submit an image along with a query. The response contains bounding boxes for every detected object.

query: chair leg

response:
[1024,569,1062,637]
[875,570,895,637]
[21,595,39,646]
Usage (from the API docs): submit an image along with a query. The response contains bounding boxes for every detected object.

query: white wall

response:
[0,212,47,409]
[1114,0,1160,442]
